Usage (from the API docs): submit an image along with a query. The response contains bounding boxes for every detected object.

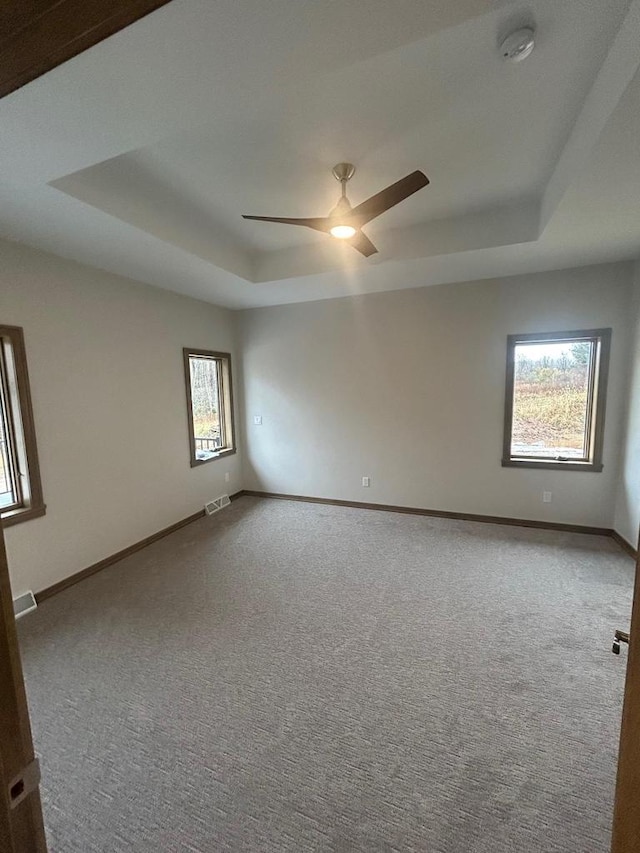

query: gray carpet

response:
[17,497,635,852]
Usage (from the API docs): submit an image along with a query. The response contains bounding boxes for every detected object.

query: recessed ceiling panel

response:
[0,0,636,301]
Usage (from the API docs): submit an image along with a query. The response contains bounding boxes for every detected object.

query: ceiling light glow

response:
[330,224,357,239]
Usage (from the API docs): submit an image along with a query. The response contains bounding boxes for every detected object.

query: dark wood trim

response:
[183,348,237,468]
[240,490,613,537]
[242,491,640,557]
[0,748,14,853]
[0,0,172,101]
[611,537,640,851]
[0,508,47,849]
[1,505,46,529]
[33,489,636,604]
[501,459,604,472]
[8,325,45,512]
[593,328,612,477]
[502,332,517,465]
[35,491,244,602]
[36,510,204,602]
[502,327,611,473]
[0,326,45,526]
[611,530,638,560]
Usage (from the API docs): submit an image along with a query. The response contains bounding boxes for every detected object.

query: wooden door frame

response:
[0,522,47,851]
[0,1,173,101]
[611,536,640,852]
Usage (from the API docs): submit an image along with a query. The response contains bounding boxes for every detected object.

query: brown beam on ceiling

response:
[0,0,173,100]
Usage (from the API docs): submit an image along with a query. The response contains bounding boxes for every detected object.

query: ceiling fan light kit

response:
[330,224,357,239]
[242,163,429,257]
[329,163,357,238]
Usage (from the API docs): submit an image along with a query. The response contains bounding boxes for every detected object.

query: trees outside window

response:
[502,329,611,472]
[183,349,236,466]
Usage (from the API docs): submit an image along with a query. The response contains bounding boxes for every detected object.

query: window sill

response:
[1,503,46,528]
[190,447,236,468]
[502,459,603,472]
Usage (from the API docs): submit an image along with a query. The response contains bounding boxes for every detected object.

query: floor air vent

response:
[205,494,231,516]
[13,590,37,619]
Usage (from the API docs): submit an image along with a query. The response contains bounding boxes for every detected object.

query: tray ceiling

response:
[0,0,638,307]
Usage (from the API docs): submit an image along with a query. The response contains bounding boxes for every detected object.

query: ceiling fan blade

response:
[242,215,331,234]
[348,230,378,257]
[349,171,429,226]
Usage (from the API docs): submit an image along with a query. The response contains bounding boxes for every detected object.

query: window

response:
[502,328,611,472]
[0,326,45,525]
[183,349,236,466]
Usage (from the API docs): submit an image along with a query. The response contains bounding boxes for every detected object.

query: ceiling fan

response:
[242,164,429,257]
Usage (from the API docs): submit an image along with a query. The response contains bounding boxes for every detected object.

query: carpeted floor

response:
[17,496,635,852]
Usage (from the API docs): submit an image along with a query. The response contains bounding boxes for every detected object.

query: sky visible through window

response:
[511,340,592,459]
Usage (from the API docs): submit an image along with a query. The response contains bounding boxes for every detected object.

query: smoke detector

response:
[500,27,535,63]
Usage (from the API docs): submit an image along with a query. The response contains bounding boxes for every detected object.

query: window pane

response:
[189,356,222,460]
[0,380,17,508]
[511,340,593,459]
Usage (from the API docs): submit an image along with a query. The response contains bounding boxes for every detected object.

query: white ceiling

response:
[0,0,639,309]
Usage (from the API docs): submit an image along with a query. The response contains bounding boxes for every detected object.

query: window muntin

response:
[502,329,610,471]
[0,326,45,525]
[183,349,236,466]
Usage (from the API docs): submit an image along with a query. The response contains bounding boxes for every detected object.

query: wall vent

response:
[13,591,37,620]
[204,494,231,516]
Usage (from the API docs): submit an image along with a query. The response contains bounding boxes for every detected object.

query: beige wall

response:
[239,262,633,528]
[0,239,242,595]
[614,260,640,548]
[2,244,635,597]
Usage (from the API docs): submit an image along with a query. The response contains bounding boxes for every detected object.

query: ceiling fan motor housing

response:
[331,196,353,217]
[332,163,356,183]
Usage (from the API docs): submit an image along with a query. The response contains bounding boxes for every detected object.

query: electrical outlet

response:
[362,476,370,487]
[224,472,230,483]
[253,415,262,425]
[543,491,552,503]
